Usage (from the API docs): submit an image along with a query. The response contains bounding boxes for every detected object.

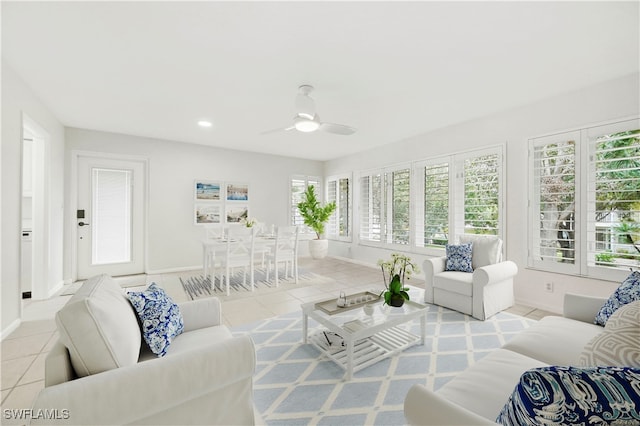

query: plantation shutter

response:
[463,153,500,236]
[423,162,449,247]
[390,168,411,244]
[359,173,383,242]
[529,133,579,273]
[290,176,321,233]
[338,178,350,238]
[587,124,640,272]
[326,179,338,237]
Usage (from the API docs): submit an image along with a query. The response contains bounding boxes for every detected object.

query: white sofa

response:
[424,235,518,320]
[404,293,634,425]
[31,274,257,425]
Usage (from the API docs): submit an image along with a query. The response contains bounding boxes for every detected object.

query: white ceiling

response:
[3,1,638,161]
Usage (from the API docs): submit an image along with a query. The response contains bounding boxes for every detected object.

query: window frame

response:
[528,117,639,282]
[326,173,352,242]
[289,175,321,235]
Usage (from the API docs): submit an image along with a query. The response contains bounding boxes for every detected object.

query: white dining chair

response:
[219,226,256,295]
[202,225,226,288]
[265,226,299,286]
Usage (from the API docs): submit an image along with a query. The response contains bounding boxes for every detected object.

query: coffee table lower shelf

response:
[309,326,420,377]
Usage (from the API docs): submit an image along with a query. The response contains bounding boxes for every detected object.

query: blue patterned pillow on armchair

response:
[127,283,184,357]
[595,271,640,326]
[496,366,640,426]
[445,243,473,273]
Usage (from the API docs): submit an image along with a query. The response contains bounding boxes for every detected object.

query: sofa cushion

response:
[438,349,547,421]
[581,300,640,367]
[496,366,640,426]
[127,283,184,357]
[55,274,141,377]
[459,234,502,269]
[501,316,603,366]
[434,271,474,296]
[594,270,640,326]
[445,243,473,272]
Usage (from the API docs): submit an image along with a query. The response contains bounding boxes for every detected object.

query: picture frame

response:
[195,203,221,224]
[195,181,221,201]
[226,183,249,201]
[226,204,249,223]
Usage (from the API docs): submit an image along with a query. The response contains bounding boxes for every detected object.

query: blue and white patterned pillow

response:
[127,283,184,357]
[594,271,640,326]
[496,366,640,426]
[445,243,473,273]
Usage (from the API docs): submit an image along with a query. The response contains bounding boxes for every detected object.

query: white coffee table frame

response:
[302,299,428,380]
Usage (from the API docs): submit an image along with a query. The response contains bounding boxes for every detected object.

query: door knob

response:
[78,221,90,227]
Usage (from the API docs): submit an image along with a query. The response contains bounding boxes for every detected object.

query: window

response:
[326,175,351,240]
[529,133,578,274]
[359,166,411,246]
[290,176,320,232]
[414,147,503,254]
[529,118,639,280]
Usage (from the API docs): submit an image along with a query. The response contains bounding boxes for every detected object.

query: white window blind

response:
[327,176,351,240]
[588,126,640,271]
[530,136,577,271]
[463,153,500,236]
[423,162,449,247]
[391,168,411,244]
[92,168,132,265]
[359,173,383,242]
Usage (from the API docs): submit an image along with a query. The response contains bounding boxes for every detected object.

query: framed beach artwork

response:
[195,181,221,201]
[226,183,249,201]
[226,204,248,223]
[195,204,221,224]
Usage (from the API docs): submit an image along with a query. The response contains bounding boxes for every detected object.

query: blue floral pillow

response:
[594,271,640,326]
[496,366,640,426]
[127,283,184,357]
[445,243,473,272]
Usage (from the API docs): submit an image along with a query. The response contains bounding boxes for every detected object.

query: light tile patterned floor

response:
[0,257,554,418]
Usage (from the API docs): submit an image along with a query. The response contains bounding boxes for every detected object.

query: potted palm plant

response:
[378,253,419,307]
[297,185,336,259]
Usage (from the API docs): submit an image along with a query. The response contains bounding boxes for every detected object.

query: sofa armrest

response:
[179,297,222,332]
[31,334,255,425]
[45,340,75,387]
[404,384,497,425]
[563,293,607,324]
[423,257,447,303]
[473,260,518,287]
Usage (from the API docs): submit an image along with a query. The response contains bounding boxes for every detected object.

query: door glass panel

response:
[92,168,132,264]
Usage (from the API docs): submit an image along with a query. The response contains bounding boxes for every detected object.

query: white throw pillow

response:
[458,235,502,269]
[56,274,142,377]
[580,300,640,367]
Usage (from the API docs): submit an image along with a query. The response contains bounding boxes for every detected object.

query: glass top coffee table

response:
[302,294,428,380]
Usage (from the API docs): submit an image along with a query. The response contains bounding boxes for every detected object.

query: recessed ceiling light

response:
[197,120,213,128]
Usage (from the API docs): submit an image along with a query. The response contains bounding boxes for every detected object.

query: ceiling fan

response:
[262,85,356,136]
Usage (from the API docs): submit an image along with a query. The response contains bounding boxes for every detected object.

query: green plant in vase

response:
[378,253,419,307]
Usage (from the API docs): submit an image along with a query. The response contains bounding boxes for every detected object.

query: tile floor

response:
[0,257,554,418]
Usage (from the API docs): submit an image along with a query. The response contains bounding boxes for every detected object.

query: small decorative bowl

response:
[363,304,375,316]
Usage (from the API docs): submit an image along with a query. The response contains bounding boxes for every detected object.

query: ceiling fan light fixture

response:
[293,116,320,132]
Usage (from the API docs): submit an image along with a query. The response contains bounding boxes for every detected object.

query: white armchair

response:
[423,235,518,320]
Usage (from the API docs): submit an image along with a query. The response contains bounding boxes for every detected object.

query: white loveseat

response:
[31,274,257,425]
[404,293,633,425]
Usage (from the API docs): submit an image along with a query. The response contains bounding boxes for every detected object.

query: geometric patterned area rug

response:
[179,268,330,300]
[231,305,536,425]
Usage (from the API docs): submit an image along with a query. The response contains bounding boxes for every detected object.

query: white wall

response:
[64,128,323,277]
[324,73,640,314]
[1,60,65,338]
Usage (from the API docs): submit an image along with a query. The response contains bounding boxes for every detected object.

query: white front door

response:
[76,156,145,279]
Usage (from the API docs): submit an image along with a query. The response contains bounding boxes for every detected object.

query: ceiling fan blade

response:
[319,122,357,135]
[295,93,316,119]
[260,126,294,135]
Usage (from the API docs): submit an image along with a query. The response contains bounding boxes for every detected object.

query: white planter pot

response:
[309,239,329,259]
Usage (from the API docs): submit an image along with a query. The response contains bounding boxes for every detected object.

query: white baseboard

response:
[146,265,202,275]
[327,255,378,269]
[1,318,21,341]
[47,280,64,298]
